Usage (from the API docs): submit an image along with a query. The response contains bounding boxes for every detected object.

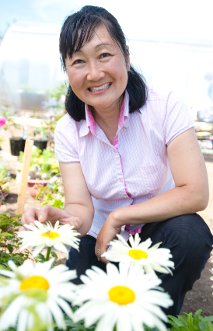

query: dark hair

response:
[59,5,147,121]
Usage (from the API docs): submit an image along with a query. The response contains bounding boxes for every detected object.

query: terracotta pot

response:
[27,179,48,198]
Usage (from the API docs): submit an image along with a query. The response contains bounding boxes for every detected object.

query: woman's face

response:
[65,25,129,114]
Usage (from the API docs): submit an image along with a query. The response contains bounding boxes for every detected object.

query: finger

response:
[95,246,108,264]
[43,206,70,223]
[99,255,108,264]
[95,248,102,257]
[37,205,53,223]
[37,212,46,223]
[95,239,109,256]
[21,208,38,224]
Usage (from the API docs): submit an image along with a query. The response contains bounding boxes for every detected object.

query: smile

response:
[88,83,111,92]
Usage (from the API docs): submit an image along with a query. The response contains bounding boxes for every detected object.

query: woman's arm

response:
[60,162,94,235]
[113,128,208,224]
[22,162,94,236]
[96,128,209,257]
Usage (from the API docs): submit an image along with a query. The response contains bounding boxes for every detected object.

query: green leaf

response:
[168,310,213,331]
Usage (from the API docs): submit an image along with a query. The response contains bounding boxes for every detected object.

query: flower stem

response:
[45,247,52,261]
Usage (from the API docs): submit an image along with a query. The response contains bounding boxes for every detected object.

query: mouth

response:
[88,83,111,93]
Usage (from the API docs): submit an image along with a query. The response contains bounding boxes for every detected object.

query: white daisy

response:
[74,263,173,331]
[0,259,77,331]
[102,233,174,275]
[18,220,80,258]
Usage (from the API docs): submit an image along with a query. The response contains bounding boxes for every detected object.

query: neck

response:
[92,96,123,130]
[94,110,119,128]
[92,105,121,144]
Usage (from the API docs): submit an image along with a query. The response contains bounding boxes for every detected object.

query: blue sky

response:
[1,0,213,44]
[0,0,77,36]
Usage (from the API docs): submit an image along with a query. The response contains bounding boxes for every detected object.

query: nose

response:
[86,62,104,81]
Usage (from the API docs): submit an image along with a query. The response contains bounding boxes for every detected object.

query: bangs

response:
[59,6,126,70]
[66,17,103,58]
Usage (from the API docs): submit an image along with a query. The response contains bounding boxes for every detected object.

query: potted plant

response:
[1,108,26,156]
[10,135,26,156]
[33,126,48,151]
[19,146,60,198]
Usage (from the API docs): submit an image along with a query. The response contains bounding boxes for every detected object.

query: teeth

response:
[90,83,110,92]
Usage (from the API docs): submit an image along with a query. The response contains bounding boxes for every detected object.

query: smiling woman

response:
[22,4,213,318]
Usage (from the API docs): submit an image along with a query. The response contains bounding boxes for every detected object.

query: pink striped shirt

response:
[54,89,194,238]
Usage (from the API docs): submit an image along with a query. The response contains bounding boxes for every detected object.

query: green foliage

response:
[2,312,213,331]
[58,311,213,331]
[33,126,47,140]
[49,82,68,103]
[168,310,213,331]
[19,146,60,180]
[0,165,10,186]
[1,107,24,137]
[35,179,64,208]
[0,165,10,204]
[0,213,30,269]
[61,316,94,331]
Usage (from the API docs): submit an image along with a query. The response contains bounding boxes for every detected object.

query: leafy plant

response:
[0,165,12,204]
[19,146,60,180]
[1,106,25,138]
[33,126,47,141]
[0,213,30,269]
[168,309,213,331]
[48,82,68,108]
[0,165,11,186]
[63,310,213,331]
[35,178,64,208]
[60,311,213,331]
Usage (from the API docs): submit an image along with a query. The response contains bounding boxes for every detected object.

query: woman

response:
[23,5,213,315]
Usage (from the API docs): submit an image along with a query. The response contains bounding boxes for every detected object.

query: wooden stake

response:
[16,138,34,214]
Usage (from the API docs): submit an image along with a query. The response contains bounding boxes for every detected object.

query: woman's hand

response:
[95,212,122,263]
[22,205,82,231]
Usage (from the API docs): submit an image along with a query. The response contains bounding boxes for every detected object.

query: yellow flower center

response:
[41,231,60,239]
[108,285,135,305]
[20,275,50,291]
[128,249,148,260]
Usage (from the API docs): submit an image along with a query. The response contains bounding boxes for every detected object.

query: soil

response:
[0,140,213,316]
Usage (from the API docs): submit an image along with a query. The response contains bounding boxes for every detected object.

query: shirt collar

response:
[79,91,130,137]
[119,91,130,129]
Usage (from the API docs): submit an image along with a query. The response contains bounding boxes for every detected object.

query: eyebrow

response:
[95,43,114,49]
[74,42,114,55]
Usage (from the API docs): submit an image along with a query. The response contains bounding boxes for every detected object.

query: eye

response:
[99,52,112,59]
[72,58,85,65]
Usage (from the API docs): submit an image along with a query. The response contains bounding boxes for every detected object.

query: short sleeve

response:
[54,114,79,163]
[163,91,194,145]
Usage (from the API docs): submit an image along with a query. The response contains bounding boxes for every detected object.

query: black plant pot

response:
[10,137,26,156]
[34,139,48,151]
